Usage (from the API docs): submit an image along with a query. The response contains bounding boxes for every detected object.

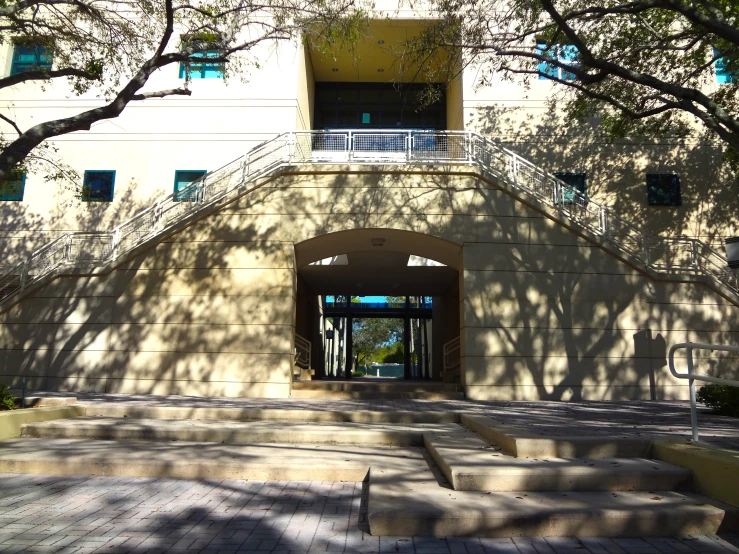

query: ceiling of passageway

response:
[295,229,461,295]
[306,20,449,83]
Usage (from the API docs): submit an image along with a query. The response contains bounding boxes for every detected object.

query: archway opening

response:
[294,229,461,382]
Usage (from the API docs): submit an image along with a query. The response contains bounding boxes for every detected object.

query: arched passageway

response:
[294,229,462,382]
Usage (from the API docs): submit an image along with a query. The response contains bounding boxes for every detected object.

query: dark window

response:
[537,42,577,81]
[174,170,206,201]
[554,172,587,202]
[0,170,26,201]
[646,173,682,206]
[10,44,52,75]
[82,170,115,202]
[314,82,446,130]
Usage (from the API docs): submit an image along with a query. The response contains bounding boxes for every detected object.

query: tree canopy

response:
[407,0,739,165]
[0,0,365,184]
[351,317,403,368]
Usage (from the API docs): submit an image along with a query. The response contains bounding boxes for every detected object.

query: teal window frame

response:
[0,170,26,201]
[537,42,578,81]
[173,169,206,201]
[179,50,224,79]
[714,49,736,84]
[10,44,52,75]
[554,172,587,203]
[646,173,682,206]
[82,170,116,202]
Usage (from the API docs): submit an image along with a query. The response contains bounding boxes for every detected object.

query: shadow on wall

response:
[0,165,737,399]
[469,106,739,250]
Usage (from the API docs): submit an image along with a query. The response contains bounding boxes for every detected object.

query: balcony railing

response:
[1,129,737,308]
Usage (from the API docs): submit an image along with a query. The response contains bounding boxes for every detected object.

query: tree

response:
[351,318,403,369]
[404,0,739,165]
[0,0,365,183]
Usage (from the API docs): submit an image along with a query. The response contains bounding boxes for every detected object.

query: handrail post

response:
[111,228,121,262]
[64,234,73,265]
[643,232,651,267]
[407,130,412,162]
[600,207,609,236]
[19,261,28,290]
[691,239,700,271]
[347,131,353,163]
[687,346,699,442]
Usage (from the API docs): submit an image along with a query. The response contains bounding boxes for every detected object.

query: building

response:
[0,6,738,400]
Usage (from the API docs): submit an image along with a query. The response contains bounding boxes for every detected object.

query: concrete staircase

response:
[290,380,464,400]
[0,405,736,538]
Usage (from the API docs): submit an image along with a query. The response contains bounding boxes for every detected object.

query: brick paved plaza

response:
[0,473,738,554]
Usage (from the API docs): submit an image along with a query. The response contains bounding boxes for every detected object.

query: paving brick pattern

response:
[0,474,737,554]
[34,392,739,451]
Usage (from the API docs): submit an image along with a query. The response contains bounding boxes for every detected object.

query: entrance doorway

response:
[321,296,432,380]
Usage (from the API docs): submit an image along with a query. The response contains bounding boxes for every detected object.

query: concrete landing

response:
[21,417,459,447]
[425,430,692,492]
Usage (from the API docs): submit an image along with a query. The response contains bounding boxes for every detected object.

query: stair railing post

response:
[64,234,73,265]
[599,207,609,237]
[406,130,412,162]
[111,228,121,262]
[687,346,699,442]
[691,239,700,272]
[19,261,28,290]
[643,232,651,267]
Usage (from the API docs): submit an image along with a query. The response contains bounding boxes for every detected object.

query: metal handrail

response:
[1,129,738,309]
[668,341,739,442]
[294,333,312,372]
[443,336,461,377]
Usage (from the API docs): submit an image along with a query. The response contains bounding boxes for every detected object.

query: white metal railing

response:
[668,341,739,442]
[294,333,312,374]
[443,336,461,380]
[1,129,738,308]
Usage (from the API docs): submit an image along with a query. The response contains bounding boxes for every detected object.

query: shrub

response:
[696,384,739,418]
[0,384,16,411]
[351,370,365,378]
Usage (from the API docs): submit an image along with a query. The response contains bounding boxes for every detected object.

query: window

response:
[179,43,224,79]
[554,172,587,202]
[715,51,736,84]
[646,173,682,206]
[0,170,26,201]
[537,42,577,81]
[82,170,115,202]
[10,44,52,76]
[173,170,206,201]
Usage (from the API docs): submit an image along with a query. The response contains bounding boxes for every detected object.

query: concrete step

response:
[369,475,730,537]
[424,430,692,492]
[461,414,653,458]
[21,417,460,447]
[81,405,460,424]
[0,437,426,482]
[290,390,464,400]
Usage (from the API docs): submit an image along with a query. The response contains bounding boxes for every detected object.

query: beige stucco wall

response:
[0,165,736,399]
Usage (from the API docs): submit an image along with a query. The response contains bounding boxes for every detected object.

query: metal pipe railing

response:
[668,341,739,442]
[1,129,737,310]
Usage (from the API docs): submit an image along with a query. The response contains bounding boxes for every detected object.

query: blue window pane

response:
[646,173,681,206]
[715,54,736,84]
[537,42,577,81]
[0,171,26,201]
[536,43,559,80]
[179,50,224,79]
[82,171,115,202]
[10,44,52,75]
[173,170,206,201]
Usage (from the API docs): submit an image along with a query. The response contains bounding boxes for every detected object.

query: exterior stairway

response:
[1,129,738,313]
[0,404,736,538]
